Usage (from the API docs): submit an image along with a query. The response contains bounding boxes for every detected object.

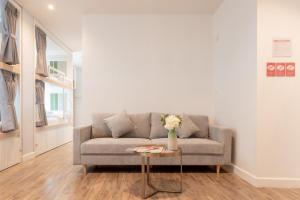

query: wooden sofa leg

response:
[216,165,221,174]
[83,164,88,175]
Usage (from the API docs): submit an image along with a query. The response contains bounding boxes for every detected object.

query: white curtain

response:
[0,0,8,50]
[35,80,47,127]
[0,69,18,132]
[35,26,48,77]
[0,2,19,64]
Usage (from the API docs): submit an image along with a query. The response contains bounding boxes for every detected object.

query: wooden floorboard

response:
[0,143,299,200]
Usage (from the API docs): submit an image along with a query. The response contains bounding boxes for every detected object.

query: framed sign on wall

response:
[286,63,295,77]
[272,39,292,58]
[266,62,295,77]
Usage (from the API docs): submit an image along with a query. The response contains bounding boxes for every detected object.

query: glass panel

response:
[46,37,69,80]
[44,83,72,123]
[41,35,73,125]
[50,93,58,111]
[63,89,72,121]
[45,83,64,121]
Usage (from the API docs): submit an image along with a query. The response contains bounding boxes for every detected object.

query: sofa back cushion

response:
[149,113,209,139]
[92,113,114,138]
[92,112,208,138]
[150,113,168,139]
[188,115,209,138]
[92,112,151,138]
[124,113,151,138]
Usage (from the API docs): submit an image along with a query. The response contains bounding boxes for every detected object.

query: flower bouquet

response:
[161,114,182,150]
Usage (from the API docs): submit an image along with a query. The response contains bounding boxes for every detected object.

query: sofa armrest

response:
[73,125,92,165]
[209,125,233,164]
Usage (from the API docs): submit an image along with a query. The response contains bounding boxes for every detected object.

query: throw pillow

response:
[104,111,135,138]
[178,114,200,138]
[188,115,209,138]
[92,113,114,138]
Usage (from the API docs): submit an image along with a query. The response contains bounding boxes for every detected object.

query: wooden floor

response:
[0,143,299,200]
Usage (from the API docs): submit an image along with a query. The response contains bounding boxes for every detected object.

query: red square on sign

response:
[266,63,276,77]
[286,63,295,77]
[276,63,286,76]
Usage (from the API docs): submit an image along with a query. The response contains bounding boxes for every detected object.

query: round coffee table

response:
[133,145,183,199]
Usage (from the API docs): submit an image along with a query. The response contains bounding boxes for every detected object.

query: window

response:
[49,61,58,75]
[39,36,73,125]
[45,83,72,123]
[49,60,67,78]
[46,37,69,81]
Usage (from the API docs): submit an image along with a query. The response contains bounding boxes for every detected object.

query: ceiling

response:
[17,0,223,51]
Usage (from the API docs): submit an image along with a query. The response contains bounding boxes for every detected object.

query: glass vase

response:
[168,129,178,150]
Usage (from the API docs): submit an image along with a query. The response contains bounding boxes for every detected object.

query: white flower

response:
[164,115,181,130]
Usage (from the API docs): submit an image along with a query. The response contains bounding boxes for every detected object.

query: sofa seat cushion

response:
[151,138,224,155]
[81,138,152,155]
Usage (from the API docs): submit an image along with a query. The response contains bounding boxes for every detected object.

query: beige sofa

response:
[73,113,233,173]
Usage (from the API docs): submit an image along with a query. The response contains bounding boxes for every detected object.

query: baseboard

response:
[22,152,35,162]
[230,164,300,188]
[231,165,258,186]
[255,177,300,188]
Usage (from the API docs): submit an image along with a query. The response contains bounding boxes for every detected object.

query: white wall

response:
[21,10,35,156]
[73,52,82,126]
[257,0,300,179]
[213,0,258,174]
[79,14,214,125]
[214,0,300,187]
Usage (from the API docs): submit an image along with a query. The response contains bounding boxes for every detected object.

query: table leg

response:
[180,152,183,192]
[139,151,183,199]
[141,157,146,198]
[147,157,150,185]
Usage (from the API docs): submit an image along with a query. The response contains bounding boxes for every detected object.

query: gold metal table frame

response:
[136,146,183,199]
